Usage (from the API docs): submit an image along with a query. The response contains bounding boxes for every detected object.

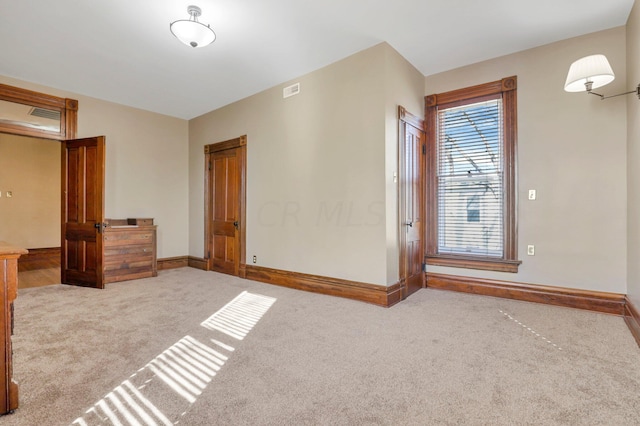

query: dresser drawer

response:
[104,249,154,266]
[104,230,154,246]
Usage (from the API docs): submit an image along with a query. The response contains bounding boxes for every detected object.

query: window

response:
[425,77,520,272]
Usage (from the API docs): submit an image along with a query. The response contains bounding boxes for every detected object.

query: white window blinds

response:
[436,98,504,257]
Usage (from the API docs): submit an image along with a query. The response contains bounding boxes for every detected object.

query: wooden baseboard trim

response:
[624,296,640,347]
[386,282,403,307]
[245,265,401,307]
[426,273,626,315]
[18,247,61,271]
[188,256,208,271]
[157,256,188,270]
[20,247,60,257]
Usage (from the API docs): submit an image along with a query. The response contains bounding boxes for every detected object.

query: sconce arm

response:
[587,83,640,100]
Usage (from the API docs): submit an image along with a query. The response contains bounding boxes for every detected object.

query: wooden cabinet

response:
[103,224,157,284]
[0,242,26,415]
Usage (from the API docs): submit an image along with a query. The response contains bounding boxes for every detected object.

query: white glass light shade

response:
[170,20,216,48]
[564,54,615,92]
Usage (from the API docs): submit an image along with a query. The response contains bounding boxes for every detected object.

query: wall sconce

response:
[564,54,640,100]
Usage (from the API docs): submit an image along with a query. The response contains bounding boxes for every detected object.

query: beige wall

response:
[627,1,640,306]
[0,134,60,248]
[383,47,426,284]
[425,27,628,293]
[0,76,190,258]
[190,43,423,286]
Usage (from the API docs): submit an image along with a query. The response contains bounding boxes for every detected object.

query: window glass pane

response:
[437,99,503,257]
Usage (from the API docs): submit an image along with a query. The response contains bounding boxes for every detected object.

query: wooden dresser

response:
[0,242,26,415]
[104,220,157,284]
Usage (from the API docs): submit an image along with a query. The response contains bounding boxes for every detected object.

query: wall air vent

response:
[283,83,300,99]
[29,107,61,121]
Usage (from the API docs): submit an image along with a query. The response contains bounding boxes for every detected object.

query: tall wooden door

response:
[205,136,247,277]
[61,136,106,289]
[399,107,425,299]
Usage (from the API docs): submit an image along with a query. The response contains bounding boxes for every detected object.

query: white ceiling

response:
[0,0,634,120]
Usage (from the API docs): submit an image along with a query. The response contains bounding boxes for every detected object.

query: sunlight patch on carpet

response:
[72,378,173,426]
[70,291,276,426]
[499,309,563,350]
[200,291,277,339]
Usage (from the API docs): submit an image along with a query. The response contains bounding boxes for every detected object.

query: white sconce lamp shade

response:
[170,5,216,48]
[564,54,615,92]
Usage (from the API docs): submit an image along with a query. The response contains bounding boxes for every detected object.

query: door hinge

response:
[422,144,426,155]
[208,161,212,171]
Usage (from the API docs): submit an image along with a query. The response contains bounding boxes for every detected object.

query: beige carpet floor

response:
[3,267,640,425]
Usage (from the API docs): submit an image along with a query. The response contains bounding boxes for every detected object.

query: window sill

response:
[426,255,521,273]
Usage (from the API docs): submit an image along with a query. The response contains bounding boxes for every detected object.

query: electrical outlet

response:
[528,189,536,200]
[6,191,12,198]
[252,255,257,264]
[527,245,535,256]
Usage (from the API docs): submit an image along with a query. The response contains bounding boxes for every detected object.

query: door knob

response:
[406,221,413,227]
[233,221,239,229]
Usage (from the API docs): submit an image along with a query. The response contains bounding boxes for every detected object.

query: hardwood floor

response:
[18,267,61,289]
[18,248,62,288]
[18,267,60,289]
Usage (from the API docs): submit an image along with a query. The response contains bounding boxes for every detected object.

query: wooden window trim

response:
[0,83,77,140]
[424,76,520,273]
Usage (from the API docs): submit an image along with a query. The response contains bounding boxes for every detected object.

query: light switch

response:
[528,189,536,200]
[6,191,12,198]
[527,245,535,256]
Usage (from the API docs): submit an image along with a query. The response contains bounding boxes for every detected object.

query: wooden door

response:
[399,107,425,299]
[61,136,105,288]
[205,136,247,277]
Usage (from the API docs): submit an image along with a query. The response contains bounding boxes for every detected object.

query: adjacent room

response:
[0,0,639,424]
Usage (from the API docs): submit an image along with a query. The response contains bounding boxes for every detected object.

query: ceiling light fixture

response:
[564,54,639,100]
[170,5,216,48]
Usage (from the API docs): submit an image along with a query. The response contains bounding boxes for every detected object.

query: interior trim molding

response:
[187,256,208,271]
[245,265,402,307]
[425,76,519,273]
[19,247,60,262]
[624,296,640,347]
[0,83,78,140]
[18,247,61,271]
[157,256,188,271]
[426,273,626,315]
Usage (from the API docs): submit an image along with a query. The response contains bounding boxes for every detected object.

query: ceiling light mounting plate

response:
[187,5,202,19]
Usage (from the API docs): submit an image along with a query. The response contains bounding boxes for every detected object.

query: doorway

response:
[204,136,247,277]
[0,83,82,288]
[398,106,426,299]
[0,133,61,288]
